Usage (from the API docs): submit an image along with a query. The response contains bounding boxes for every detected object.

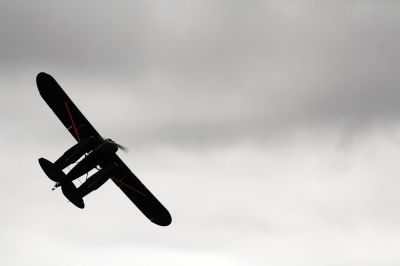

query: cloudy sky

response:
[1,0,400,265]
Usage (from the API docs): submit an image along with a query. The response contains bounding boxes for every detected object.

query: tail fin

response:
[61,182,84,209]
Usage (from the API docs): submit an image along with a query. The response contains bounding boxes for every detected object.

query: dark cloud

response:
[2,1,400,147]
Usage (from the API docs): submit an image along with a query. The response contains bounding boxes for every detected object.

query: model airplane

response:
[36,72,171,226]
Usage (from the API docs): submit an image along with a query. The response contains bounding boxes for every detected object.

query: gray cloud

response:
[2,1,400,265]
[2,1,400,147]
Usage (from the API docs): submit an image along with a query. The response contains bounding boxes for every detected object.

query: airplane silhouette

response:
[36,72,171,226]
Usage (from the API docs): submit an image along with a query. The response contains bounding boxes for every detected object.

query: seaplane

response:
[36,72,171,226]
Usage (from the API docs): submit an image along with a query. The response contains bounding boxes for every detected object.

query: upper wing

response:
[36,72,102,142]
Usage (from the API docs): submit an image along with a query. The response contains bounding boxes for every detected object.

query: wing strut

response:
[64,101,81,142]
[111,176,147,197]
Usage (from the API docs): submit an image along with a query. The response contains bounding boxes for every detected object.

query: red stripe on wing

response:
[111,176,147,197]
[64,101,81,142]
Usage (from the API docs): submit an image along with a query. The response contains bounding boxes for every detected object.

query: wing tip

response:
[152,211,172,226]
[36,72,50,85]
[36,72,55,95]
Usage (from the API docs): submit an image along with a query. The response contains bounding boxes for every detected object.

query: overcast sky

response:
[1,1,400,265]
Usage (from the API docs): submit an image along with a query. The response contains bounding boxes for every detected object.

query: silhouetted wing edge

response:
[36,72,102,142]
[110,156,172,226]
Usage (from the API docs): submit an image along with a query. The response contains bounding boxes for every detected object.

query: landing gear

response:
[39,136,100,182]
[53,136,99,171]
[38,157,65,183]
[38,136,119,209]
[61,182,84,209]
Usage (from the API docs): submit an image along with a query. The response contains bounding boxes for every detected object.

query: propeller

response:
[105,138,129,153]
[114,142,129,152]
